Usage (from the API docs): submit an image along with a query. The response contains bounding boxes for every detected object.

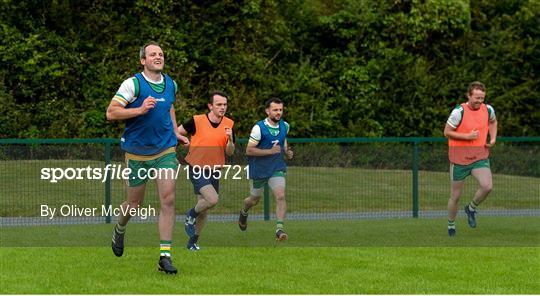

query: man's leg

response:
[448,180,464,236]
[151,153,179,274]
[448,163,467,236]
[194,208,208,237]
[464,167,493,228]
[238,195,260,231]
[269,177,287,241]
[190,205,207,251]
[155,177,178,274]
[195,185,220,213]
[156,179,176,240]
[186,185,219,250]
[155,177,176,247]
[243,195,261,211]
[120,184,147,225]
[238,179,264,231]
[112,184,146,257]
[273,187,288,241]
[470,167,493,207]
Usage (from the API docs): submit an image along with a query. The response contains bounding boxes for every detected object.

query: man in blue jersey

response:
[238,98,293,241]
[106,42,188,274]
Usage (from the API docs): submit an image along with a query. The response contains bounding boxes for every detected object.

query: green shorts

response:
[251,171,286,189]
[126,152,179,187]
[450,159,490,182]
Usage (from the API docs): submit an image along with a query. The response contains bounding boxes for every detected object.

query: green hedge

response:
[1,0,539,138]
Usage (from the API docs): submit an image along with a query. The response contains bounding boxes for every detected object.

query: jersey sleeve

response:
[112,77,137,106]
[284,121,290,135]
[446,106,463,129]
[486,104,496,122]
[182,117,196,135]
[248,125,261,145]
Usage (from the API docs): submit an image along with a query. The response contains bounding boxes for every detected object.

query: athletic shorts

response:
[188,166,220,195]
[450,159,491,182]
[250,171,286,197]
[126,152,179,187]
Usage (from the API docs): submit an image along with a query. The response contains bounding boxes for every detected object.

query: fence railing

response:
[1,137,538,225]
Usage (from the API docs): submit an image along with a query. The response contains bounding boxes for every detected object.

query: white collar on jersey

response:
[141,72,164,84]
[264,118,280,128]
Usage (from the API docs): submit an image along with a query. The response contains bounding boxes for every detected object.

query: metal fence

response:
[1,137,538,226]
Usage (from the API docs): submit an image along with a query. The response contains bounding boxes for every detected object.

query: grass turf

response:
[1,218,539,294]
[1,159,539,293]
[2,217,539,247]
[2,161,539,216]
[1,246,539,294]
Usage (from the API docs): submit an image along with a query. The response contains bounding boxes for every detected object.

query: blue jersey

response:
[120,73,177,155]
[248,120,287,179]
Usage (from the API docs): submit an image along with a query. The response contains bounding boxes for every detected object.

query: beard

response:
[269,116,281,123]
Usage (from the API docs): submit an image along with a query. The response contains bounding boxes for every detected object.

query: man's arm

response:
[284,139,293,159]
[177,125,188,136]
[225,128,235,156]
[245,124,280,156]
[178,117,195,135]
[486,119,498,147]
[170,106,179,135]
[106,97,156,121]
[176,124,190,146]
[246,141,281,156]
[443,123,479,141]
[170,106,189,144]
[177,117,195,146]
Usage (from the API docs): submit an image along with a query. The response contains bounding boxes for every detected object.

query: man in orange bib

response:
[444,81,497,236]
[178,91,235,250]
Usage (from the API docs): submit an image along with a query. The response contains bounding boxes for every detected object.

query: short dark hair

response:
[265,97,283,108]
[140,41,161,59]
[468,81,486,95]
[209,90,229,104]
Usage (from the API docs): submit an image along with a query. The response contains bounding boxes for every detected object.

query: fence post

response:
[104,142,112,223]
[263,183,270,221]
[412,140,419,218]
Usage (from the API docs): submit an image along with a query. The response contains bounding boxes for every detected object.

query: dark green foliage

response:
[1,0,538,138]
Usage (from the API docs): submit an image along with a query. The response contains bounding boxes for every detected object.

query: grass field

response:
[1,218,539,294]
[1,158,539,294]
[2,247,539,294]
[1,161,539,216]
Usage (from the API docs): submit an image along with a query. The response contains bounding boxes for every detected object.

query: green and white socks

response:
[240,208,248,216]
[448,220,456,230]
[160,240,172,257]
[115,223,126,234]
[276,220,284,231]
[468,200,479,212]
